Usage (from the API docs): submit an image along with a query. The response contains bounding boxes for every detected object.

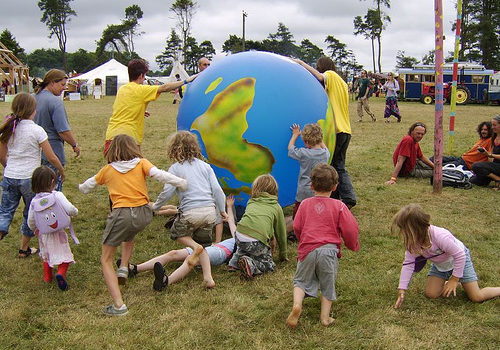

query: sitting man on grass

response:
[386,122,434,185]
[437,121,492,170]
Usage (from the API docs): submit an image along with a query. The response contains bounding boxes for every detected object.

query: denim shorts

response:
[186,245,228,266]
[427,248,478,283]
[0,177,34,237]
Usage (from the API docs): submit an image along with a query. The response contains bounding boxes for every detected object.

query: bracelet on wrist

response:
[183,79,188,85]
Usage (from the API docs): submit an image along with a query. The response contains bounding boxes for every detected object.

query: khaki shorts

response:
[170,206,217,246]
[102,204,153,247]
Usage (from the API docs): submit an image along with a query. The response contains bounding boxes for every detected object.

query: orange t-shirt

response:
[461,138,492,169]
[95,159,153,208]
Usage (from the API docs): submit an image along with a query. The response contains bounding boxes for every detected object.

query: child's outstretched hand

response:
[226,194,235,207]
[290,123,301,136]
[394,290,405,309]
[441,276,459,297]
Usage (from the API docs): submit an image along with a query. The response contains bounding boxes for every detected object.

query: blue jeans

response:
[0,177,35,237]
[41,160,64,192]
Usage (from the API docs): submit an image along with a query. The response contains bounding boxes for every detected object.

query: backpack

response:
[32,192,79,244]
[430,169,472,189]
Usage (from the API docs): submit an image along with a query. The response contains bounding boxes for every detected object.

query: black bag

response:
[430,169,472,189]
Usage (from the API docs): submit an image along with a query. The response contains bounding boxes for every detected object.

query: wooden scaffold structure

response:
[0,41,30,95]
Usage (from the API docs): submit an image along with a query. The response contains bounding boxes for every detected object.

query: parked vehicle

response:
[397,64,497,105]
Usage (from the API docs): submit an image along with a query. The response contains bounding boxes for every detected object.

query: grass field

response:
[0,95,498,350]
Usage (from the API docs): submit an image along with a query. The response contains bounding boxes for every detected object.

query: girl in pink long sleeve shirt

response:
[393,204,500,308]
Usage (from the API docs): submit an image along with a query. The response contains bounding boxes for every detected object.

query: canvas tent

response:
[152,61,189,84]
[71,59,129,96]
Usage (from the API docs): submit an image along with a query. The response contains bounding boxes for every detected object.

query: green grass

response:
[0,95,498,350]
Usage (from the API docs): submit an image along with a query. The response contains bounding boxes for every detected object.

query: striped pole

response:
[433,0,444,194]
[448,0,462,154]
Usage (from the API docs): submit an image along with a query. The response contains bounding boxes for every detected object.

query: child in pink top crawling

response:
[392,204,500,308]
[286,163,359,328]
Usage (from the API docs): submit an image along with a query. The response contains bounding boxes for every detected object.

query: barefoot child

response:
[287,123,330,235]
[152,131,227,289]
[392,204,500,308]
[28,166,78,290]
[79,134,187,316]
[227,174,288,280]
[0,93,65,258]
[286,163,359,328]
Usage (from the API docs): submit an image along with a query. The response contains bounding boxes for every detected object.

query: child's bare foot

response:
[203,278,215,289]
[286,304,302,328]
[186,245,203,268]
[320,316,335,327]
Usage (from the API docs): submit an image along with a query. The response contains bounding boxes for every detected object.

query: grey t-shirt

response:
[35,90,71,165]
[288,146,330,202]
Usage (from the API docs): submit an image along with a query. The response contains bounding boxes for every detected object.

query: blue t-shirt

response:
[35,90,71,165]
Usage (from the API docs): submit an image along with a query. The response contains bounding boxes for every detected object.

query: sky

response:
[2,0,458,72]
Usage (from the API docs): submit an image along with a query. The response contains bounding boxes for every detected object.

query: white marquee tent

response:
[71,59,129,96]
[152,61,189,84]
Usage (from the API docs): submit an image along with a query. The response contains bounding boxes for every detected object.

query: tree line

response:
[0,0,498,79]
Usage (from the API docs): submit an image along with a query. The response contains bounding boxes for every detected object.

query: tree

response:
[123,5,144,55]
[156,29,182,70]
[0,29,26,61]
[199,40,216,60]
[453,0,499,68]
[170,0,197,69]
[38,0,76,72]
[421,50,435,65]
[183,36,201,73]
[95,6,144,64]
[26,48,63,77]
[353,9,381,72]
[396,50,419,68]
[67,49,97,73]
[325,35,361,79]
[359,0,391,72]
[222,35,263,54]
[262,23,298,57]
[296,39,324,66]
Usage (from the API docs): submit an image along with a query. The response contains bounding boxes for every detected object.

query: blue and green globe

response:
[178,51,335,207]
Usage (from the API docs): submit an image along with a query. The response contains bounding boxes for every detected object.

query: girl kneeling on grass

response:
[0,92,65,258]
[28,166,78,291]
[227,174,288,280]
[393,204,500,309]
[79,134,187,316]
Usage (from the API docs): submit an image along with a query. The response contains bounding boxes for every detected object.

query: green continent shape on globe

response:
[191,77,275,184]
[317,100,336,164]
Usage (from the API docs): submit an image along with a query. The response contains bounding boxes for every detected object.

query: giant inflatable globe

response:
[177,51,335,207]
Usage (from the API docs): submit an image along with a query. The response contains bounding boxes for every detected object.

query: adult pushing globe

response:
[177,51,335,207]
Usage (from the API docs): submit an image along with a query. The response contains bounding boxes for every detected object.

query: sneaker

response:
[102,304,128,316]
[55,274,68,291]
[116,267,128,285]
[153,262,168,291]
[116,259,138,278]
[237,257,253,280]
